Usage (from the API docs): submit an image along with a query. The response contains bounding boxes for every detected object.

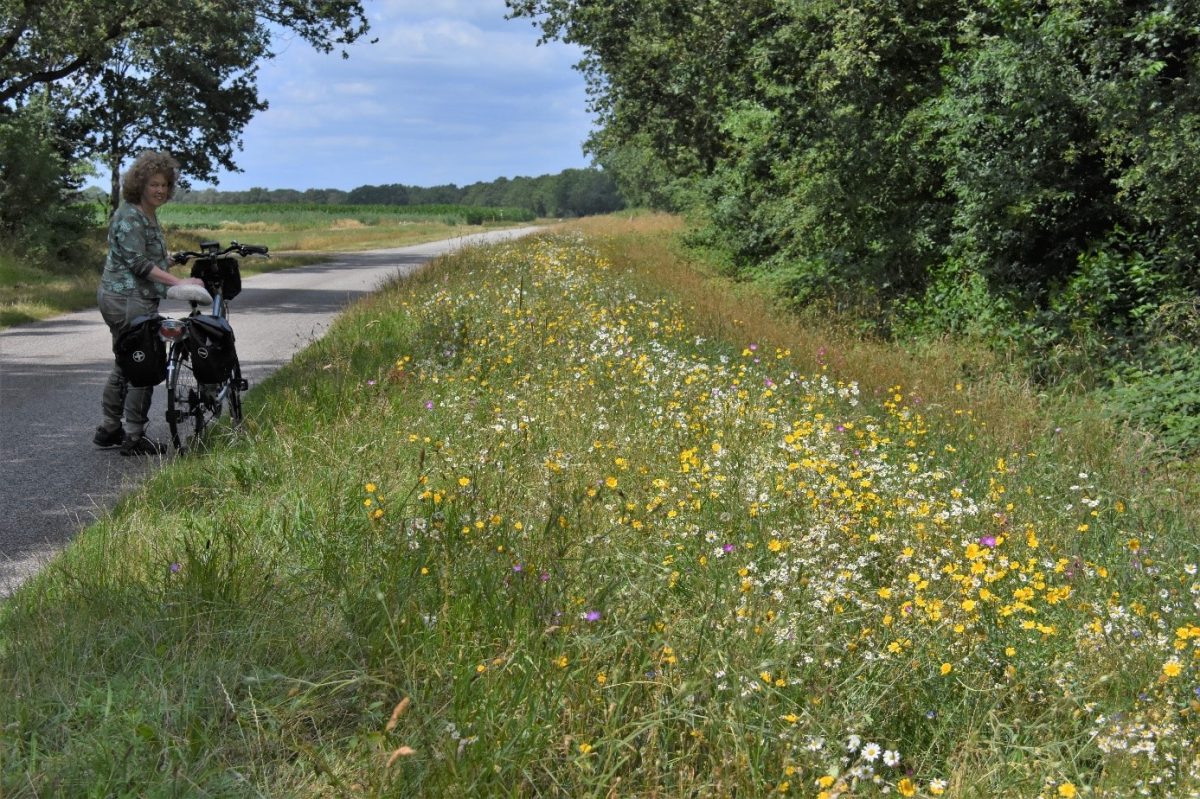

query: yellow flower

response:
[1162,659,1183,678]
[596,672,607,685]
[605,476,619,488]
[365,482,377,493]
[578,742,593,754]
[458,476,471,487]
[768,539,784,552]
[555,655,569,668]
[1058,783,1077,798]
[897,778,917,797]
[940,662,953,676]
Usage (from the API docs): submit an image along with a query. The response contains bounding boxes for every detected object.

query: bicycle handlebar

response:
[171,241,270,265]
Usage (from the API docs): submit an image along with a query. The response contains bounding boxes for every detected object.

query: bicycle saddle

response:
[166,284,214,305]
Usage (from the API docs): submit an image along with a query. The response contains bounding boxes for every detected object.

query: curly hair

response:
[121,150,180,204]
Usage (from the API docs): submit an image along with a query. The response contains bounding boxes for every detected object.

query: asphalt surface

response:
[0,227,540,597]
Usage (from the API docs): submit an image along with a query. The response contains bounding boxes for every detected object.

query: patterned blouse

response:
[99,203,169,299]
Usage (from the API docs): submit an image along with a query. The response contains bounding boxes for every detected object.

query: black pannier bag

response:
[185,315,237,383]
[114,314,167,387]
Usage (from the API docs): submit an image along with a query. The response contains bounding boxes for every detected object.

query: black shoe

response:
[120,435,167,457]
[93,425,125,448]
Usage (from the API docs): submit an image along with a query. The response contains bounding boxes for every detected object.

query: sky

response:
[191,0,594,192]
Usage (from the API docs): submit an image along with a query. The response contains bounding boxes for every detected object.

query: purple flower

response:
[169,562,181,574]
[980,535,997,548]
[367,379,376,386]
[836,425,845,433]
[584,610,601,622]
[539,571,550,582]
[723,543,735,554]
[512,563,523,573]
[424,400,434,410]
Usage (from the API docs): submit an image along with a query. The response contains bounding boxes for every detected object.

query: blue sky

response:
[193,0,594,191]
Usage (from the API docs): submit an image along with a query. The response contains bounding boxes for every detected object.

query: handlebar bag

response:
[114,314,168,387]
[185,315,237,383]
[190,256,242,301]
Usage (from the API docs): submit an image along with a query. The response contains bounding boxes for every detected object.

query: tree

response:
[0,98,90,262]
[81,18,269,212]
[0,0,369,107]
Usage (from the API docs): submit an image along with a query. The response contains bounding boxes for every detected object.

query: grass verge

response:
[0,216,1196,797]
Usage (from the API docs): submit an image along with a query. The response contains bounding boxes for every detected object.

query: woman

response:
[94,150,205,456]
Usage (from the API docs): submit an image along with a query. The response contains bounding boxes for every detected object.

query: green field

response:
[159,204,534,253]
[160,202,536,226]
[1,216,1195,797]
[81,203,538,253]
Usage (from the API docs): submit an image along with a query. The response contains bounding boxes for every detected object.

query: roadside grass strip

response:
[1,232,1197,797]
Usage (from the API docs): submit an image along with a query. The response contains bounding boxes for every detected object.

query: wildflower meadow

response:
[0,223,1196,797]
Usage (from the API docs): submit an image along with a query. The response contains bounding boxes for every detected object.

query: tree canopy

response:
[510,0,1200,449]
[0,0,369,106]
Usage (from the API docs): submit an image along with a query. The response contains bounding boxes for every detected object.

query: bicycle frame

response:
[161,241,266,451]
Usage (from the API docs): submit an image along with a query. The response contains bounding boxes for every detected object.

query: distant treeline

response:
[171,167,625,219]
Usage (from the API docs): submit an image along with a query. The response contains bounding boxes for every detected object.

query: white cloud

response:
[194,0,593,191]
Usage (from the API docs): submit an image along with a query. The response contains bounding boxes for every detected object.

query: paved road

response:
[0,227,540,596]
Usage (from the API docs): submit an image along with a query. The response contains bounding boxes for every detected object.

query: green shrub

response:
[0,108,91,267]
[1106,299,1200,456]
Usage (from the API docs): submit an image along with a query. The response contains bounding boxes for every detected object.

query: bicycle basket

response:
[189,256,242,301]
[114,314,167,387]
[185,315,238,383]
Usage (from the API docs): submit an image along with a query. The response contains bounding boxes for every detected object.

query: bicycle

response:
[160,240,268,452]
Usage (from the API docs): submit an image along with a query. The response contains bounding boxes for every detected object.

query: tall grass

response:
[1,218,1196,797]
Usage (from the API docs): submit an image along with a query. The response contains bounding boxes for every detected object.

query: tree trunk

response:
[109,148,120,217]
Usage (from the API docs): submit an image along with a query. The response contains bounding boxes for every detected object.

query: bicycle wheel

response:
[166,345,218,452]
